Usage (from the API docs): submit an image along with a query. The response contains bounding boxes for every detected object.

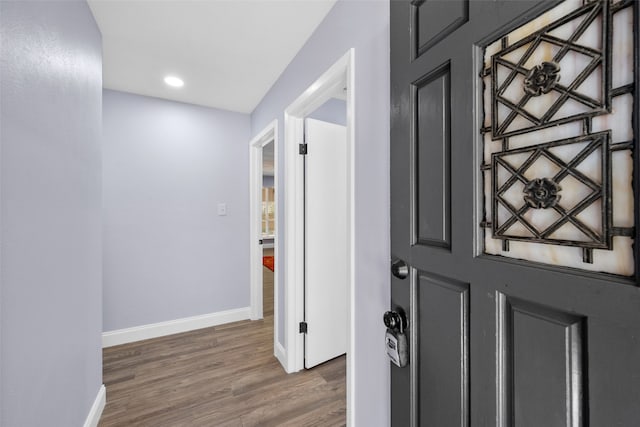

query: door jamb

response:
[283,49,355,424]
[249,121,278,350]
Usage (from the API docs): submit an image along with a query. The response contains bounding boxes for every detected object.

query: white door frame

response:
[249,121,278,339]
[283,49,355,423]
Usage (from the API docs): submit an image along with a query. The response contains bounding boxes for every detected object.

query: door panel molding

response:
[415,272,470,426]
[411,62,452,249]
[497,293,587,427]
[411,0,469,60]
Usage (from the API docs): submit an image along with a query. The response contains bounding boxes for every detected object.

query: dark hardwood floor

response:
[99,250,346,426]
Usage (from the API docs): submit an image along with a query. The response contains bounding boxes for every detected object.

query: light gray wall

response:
[0,1,103,426]
[103,90,251,331]
[250,0,390,424]
[308,97,347,126]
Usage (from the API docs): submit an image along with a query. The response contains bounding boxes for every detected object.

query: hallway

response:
[99,258,346,426]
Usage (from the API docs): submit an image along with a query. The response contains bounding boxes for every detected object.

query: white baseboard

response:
[83,384,106,427]
[274,341,288,372]
[102,307,251,348]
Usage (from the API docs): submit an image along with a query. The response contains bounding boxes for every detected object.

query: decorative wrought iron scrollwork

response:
[490,0,610,139]
[523,178,562,209]
[491,132,611,249]
[523,62,561,96]
[480,0,636,274]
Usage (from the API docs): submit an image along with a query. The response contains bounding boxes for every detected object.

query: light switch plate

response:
[217,203,227,216]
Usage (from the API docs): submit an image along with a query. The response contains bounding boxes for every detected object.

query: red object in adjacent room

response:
[263,256,274,272]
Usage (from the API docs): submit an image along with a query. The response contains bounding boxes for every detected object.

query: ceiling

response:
[88,0,337,114]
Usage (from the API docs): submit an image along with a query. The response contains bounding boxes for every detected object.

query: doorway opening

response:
[283,49,355,422]
[262,140,275,321]
[249,120,281,362]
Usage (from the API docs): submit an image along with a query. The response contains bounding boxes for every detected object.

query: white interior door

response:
[304,118,347,369]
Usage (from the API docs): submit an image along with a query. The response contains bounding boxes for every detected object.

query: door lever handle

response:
[391,258,409,280]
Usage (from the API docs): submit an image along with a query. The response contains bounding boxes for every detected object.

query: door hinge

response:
[299,321,308,333]
[258,239,263,245]
[299,143,308,155]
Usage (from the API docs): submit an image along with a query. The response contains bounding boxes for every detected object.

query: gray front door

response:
[390,1,640,425]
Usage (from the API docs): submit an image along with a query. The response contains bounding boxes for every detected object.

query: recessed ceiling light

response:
[164,75,184,88]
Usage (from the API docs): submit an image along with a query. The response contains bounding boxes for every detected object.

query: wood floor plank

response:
[99,259,345,426]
